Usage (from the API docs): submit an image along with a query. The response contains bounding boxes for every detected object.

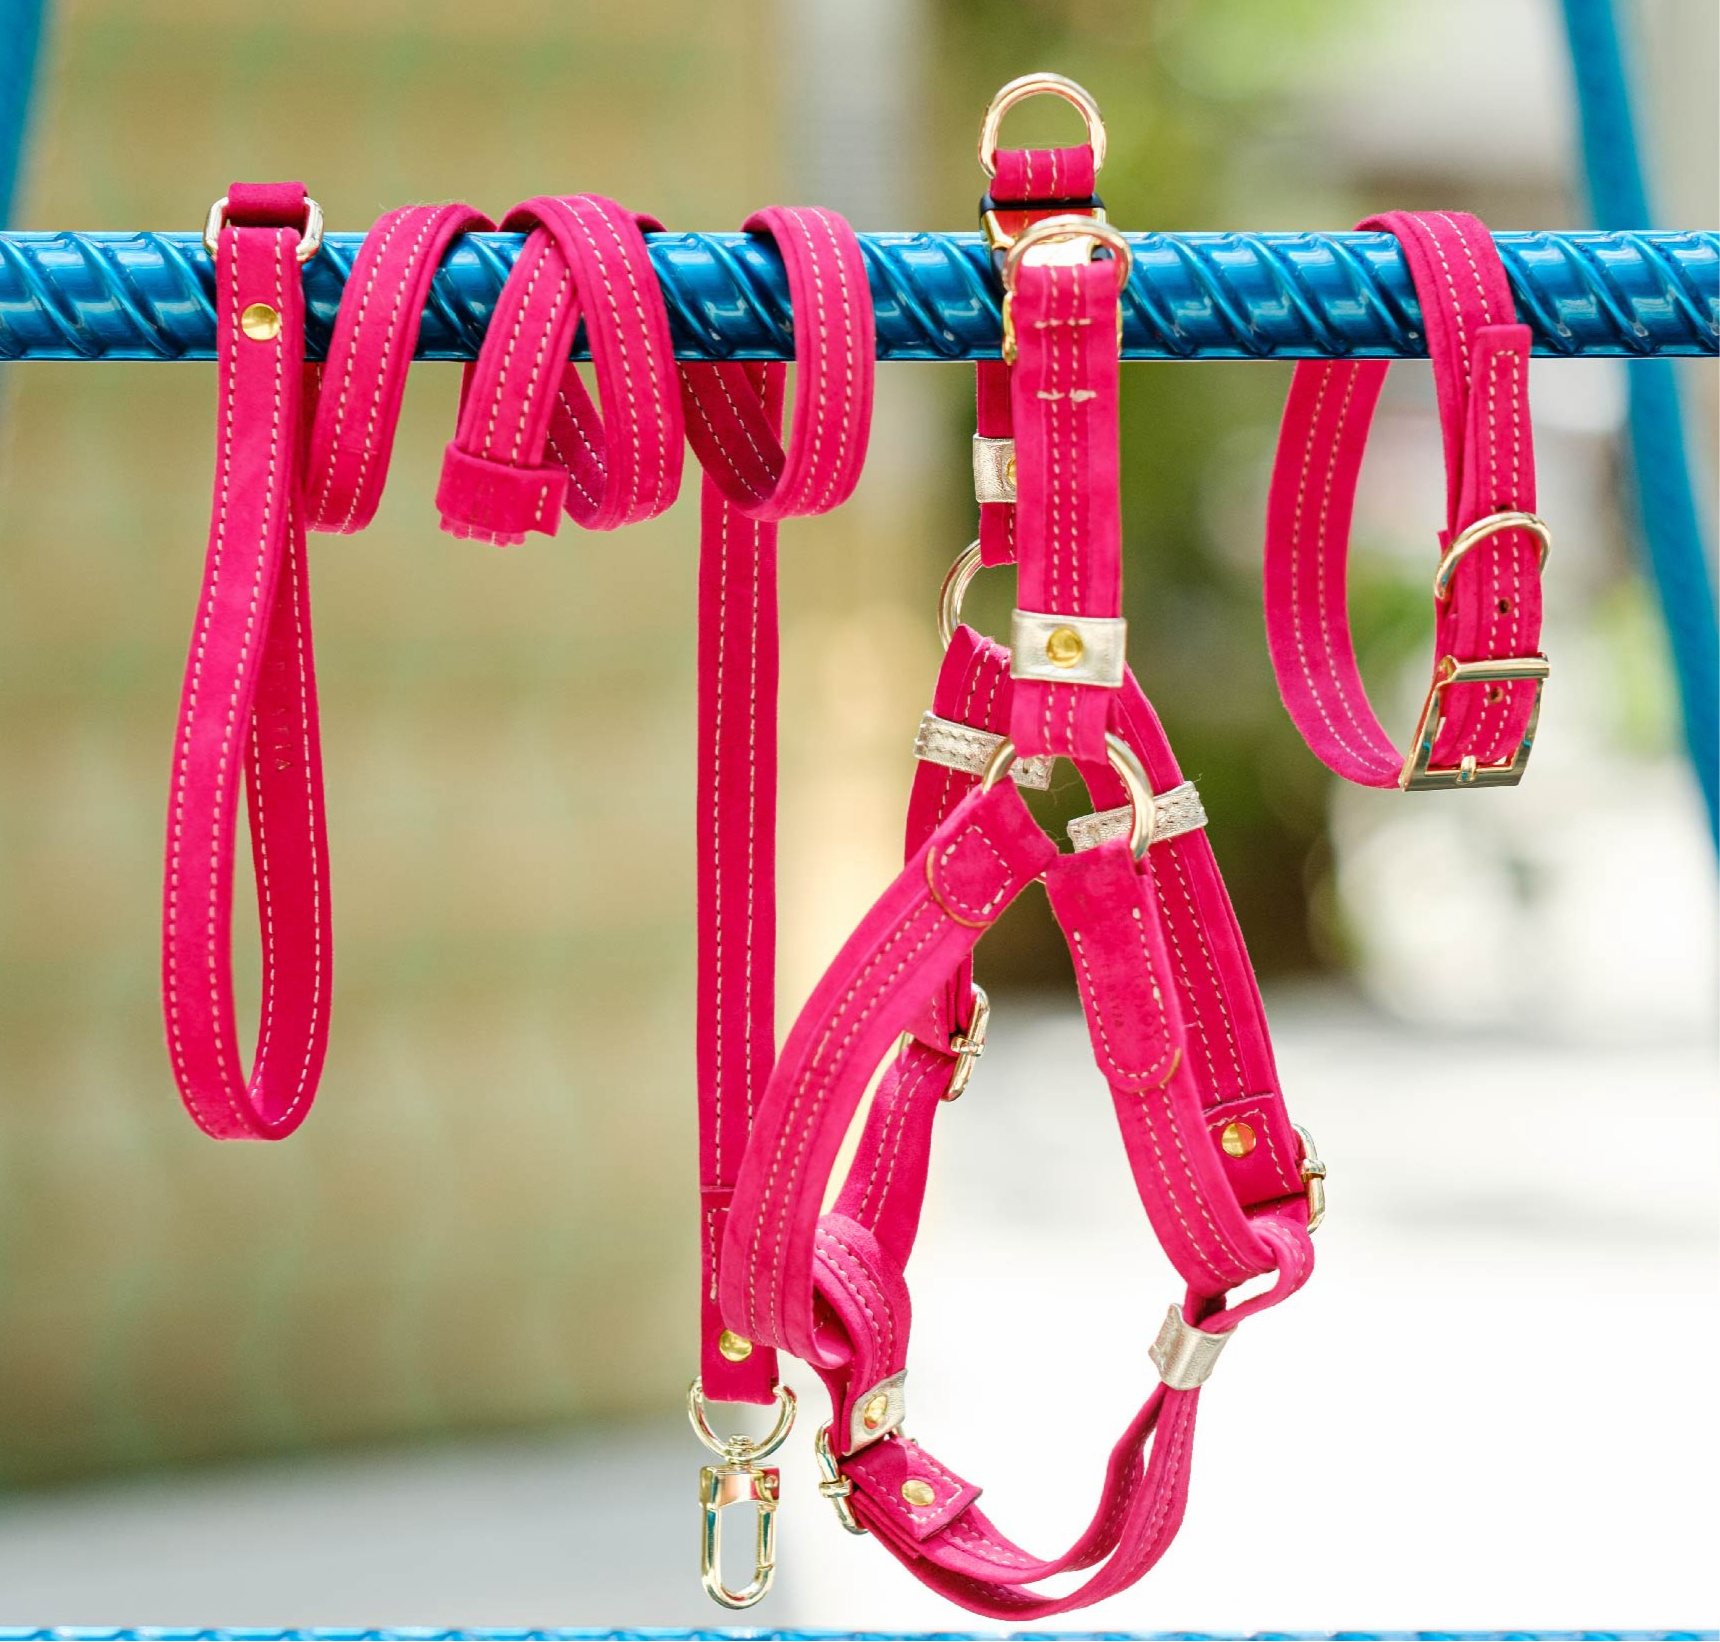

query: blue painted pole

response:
[1561,0,1719,845]
[0,227,1713,363]
[0,0,47,227]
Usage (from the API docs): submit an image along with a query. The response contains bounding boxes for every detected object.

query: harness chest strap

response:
[1263,208,1548,790]
[717,766,1313,1617]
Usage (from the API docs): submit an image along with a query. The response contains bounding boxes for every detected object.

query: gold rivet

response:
[1045,625,1084,668]
[1004,452,1017,492]
[240,302,282,342]
[1220,1120,1256,1158]
[901,1478,937,1508]
[861,1392,890,1430]
[717,1329,753,1363]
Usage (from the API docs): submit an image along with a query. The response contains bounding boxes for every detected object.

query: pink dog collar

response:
[1263,209,1550,790]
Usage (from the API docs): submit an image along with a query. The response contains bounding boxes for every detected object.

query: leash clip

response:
[688,1379,796,1610]
[814,1421,870,1536]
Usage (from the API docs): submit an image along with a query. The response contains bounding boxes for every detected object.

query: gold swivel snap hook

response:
[687,1378,796,1610]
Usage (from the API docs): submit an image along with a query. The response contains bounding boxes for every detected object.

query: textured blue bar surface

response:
[0,230,1713,361]
[1,1632,1712,1639]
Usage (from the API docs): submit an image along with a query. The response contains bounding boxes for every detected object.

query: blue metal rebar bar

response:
[0,228,1714,362]
[1561,0,1719,846]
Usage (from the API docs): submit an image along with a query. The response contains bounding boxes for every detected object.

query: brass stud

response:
[717,1329,753,1363]
[1045,625,1084,668]
[901,1478,937,1508]
[1004,452,1018,493]
[861,1391,890,1430]
[1220,1119,1256,1158]
[240,302,283,342]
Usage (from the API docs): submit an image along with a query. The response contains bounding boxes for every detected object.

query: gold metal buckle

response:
[687,1378,796,1610]
[943,983,990,1102]
[203,194,325,263]
[978,72,1107,179]
[814,1421,869,1536]
[1433,510,1552,602]
[1399,654,1550,791]
[999,215,1133,363]
[1293,1123,1326,1233]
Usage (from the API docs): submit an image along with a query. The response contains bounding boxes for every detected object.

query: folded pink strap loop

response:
[438,194,683,543]
[304,201,493,535]
[1263,209,1544,788]
[990,145,1097,204]
[161,185,331,1140]
[434,444,565,540]
[681,206,874,523]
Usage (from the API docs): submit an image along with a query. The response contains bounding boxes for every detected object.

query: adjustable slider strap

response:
[1010,609,1127,687]
[436,443,566,543]
[972,435,1017,503]
[1149,1305,1233,1390]
[1068,779,1207,851]
[914,711,1053,789]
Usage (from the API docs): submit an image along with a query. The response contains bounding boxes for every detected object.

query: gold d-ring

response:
[1432,510,1552,603]
[1001,214,1134,294]
[978,72,1107,179]
[687,1378,797,1461]
[980,731,1158,860]
[938,541,986,650]
[203,195,325,264]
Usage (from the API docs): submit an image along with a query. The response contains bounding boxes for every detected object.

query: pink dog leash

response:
[163,188,488,1139]
[1263,209,1550,790]
[681,206,874,1609]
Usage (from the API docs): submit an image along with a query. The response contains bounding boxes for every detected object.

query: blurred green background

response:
[0,0,1713,1492]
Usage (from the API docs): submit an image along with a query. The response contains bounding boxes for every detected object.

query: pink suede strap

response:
[1263,210,1544,788]
[304,201,493,534]
[717,640,1315,1613]
[437,194,683,544]
[680,206,873,522]
[687,206,874,1407]
[1006,258,1125,762]
[161,182,331,1140]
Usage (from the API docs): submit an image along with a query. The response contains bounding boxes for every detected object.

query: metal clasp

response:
[203,194,324,264]
[1293,1122,1326,1232]
[1399,653,1550,790]
[814,1421,869,1536]
[944,983,990,1101]
[687,1378,796,1610]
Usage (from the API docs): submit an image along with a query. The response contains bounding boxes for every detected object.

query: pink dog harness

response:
[1263,209,1550,790]
[709,82,1323,1617]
